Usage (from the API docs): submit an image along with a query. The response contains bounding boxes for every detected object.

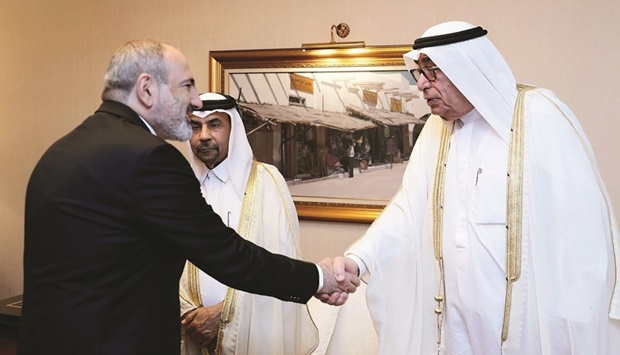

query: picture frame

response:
[209,45,425,223]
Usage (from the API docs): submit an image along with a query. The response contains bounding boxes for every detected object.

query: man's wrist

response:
[315,264,323,292]
[345,254,366,278]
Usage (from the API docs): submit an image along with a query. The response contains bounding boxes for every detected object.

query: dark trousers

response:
[348,157,354,177]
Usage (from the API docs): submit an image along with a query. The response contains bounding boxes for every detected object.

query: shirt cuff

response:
[316,264,323,293]
[345,254,367,278]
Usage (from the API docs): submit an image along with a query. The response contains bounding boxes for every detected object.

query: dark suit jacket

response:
[19,101,318,355]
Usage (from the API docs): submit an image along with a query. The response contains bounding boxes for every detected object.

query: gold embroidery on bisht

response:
[501,84,534,343]
[431,121,454,354]
[215,160,258,355]
[433,122,453,261]
[187,262,202,308]
[431,86,535,349]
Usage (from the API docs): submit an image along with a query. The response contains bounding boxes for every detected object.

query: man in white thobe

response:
[179,93,319,355]
[324,21,620,354]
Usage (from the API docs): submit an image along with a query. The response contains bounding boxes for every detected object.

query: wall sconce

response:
[301,23,365,50]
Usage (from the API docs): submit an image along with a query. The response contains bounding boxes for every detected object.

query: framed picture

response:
[209,45,429,223]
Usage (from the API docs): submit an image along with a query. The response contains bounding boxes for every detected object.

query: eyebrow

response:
[191,114,228,124]
[205,115,224,122]
[414,56,434,66]
[180,78,196,87]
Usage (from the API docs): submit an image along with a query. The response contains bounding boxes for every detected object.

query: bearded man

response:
[19,39,358,355]
[179,93,319,355]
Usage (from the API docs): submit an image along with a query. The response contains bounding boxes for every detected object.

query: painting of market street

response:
[229,69,430,201]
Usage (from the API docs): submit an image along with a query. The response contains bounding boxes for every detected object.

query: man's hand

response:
[181,302,223,350]
[315,256,360,306]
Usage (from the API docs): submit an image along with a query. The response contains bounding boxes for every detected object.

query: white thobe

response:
[196,160,239,308]
[442,110,508,354]
[346,89,620,355]
[180,97,318,355]
[180,160,319,355]
[350,110,509,354]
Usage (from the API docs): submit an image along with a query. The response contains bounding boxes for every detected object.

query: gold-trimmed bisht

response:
[431,85,535,351]
[214,160,260,355]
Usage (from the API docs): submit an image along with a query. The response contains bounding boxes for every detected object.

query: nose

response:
[199,126,212,140]
[190,88,202,111]
[416,74,431,91]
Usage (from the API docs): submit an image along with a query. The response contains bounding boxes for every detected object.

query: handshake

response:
[314,256,360,306]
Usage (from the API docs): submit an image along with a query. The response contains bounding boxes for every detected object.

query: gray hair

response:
[101,39,169,102]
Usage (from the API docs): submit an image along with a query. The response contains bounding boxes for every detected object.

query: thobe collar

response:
[459,108,482,126]
[451,108,481,130]
[204,158,230,185]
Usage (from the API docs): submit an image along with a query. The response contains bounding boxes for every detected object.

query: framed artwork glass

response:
[209,45,428,223]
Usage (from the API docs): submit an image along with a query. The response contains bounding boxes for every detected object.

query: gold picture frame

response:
[209,45,414,223]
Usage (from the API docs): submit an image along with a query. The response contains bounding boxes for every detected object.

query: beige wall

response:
[1,0,619,299]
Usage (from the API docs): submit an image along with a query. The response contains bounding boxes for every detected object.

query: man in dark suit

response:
[18,39,358,355]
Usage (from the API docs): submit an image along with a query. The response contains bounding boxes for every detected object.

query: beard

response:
[194,142,221,169]
[151,85,192,141]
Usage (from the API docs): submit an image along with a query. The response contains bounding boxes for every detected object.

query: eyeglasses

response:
[409,66,441,83]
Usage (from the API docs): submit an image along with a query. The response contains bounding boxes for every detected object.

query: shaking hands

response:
[315,256,360,306]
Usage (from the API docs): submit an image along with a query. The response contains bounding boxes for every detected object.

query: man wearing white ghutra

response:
[322,21,620,354]
[179,93,319,355]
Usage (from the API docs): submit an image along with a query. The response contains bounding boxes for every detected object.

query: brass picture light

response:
[301,23,365,50]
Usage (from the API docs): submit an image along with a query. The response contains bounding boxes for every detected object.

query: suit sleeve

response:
[134,143,318,303]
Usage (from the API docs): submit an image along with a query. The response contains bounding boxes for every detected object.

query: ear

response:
[135,73,157,108]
